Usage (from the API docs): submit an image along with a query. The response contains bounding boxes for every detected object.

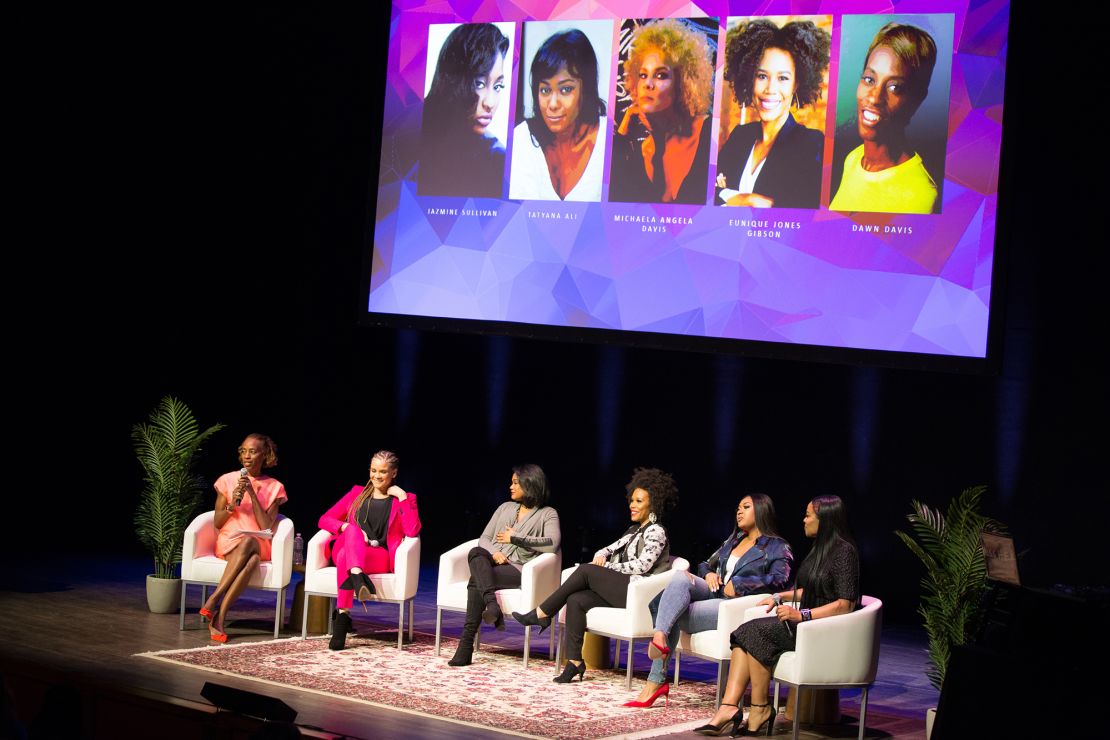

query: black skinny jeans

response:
[461,547,521,640]
[539,563,630,662]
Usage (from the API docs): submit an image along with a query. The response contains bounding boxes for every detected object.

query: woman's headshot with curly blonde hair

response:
[624,19,713,137]
[609,17,717,205]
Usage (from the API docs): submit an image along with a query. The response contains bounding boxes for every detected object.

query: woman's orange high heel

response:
[209,612,228,643]
[622,681,670,708]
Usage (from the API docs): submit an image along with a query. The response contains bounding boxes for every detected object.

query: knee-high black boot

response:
[449,584,483,666]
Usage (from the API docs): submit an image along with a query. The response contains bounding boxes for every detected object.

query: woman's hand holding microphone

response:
[762,593,801,623]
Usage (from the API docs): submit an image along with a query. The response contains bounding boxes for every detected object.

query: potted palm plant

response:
[132,396,224,612]
[894,485,1004,738]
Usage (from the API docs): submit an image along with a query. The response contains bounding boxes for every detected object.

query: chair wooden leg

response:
[397,602,404,650]
[408,600,414,640]
[301,593,309,639]
[435,608,442,655]
[474,626,482,650]
[179,582,187,630]
[675,651,681,685]
[523,626,532,668]
[548,621,555,660]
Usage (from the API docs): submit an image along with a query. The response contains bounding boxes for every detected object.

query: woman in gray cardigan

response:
[447,463,561,666]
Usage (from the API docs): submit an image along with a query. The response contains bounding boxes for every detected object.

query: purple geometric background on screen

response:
[369,1,1008,358]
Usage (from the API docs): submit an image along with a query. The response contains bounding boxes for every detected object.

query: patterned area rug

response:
[137,632,717,739]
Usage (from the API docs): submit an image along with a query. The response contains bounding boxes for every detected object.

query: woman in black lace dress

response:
[694,495,860,737]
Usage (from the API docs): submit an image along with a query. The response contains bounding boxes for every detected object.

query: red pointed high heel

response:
[208,611,228,643]
[647,638,671,660]
[622,681,670,708]
[199,606,215,620]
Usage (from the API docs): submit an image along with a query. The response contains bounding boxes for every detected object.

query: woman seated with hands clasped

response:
[447,464,561,667]
[317,450,421,650]
[513,467,678,683]
[201,434,287,643]
[626,494,792,708]
[694,495,859,737]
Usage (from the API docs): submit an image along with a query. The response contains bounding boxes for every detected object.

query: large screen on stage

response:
[363,1,1010,360]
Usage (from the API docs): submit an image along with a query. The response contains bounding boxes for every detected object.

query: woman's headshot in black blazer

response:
[715,18,831,209]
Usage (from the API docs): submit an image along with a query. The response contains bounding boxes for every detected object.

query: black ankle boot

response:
[339,571,376,602]
[329,610,353,651]
[511,609,551,633]
[447,635,474,666]
[553,660,586,683]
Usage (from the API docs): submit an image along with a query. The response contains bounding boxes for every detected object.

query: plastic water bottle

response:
[293,532,304,566]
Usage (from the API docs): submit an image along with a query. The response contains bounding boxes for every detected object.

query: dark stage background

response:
[30,4,1103,626]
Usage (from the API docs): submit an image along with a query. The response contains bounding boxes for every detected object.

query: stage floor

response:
[1,557,935,739]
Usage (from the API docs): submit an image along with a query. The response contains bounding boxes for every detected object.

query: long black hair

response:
[423,23,509,137]
[799,494,856,581]
[729,492,782,540]
[525,29,606,147]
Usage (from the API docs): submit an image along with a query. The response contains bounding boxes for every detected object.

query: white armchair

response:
[555,556,691,689]
[674,592,768,704]
[750,595,883,740]
[434,538,561,668]
[178,511,294,638]
[300,530,421,649]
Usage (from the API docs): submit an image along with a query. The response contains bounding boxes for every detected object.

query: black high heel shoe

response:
[733,702,774,737]
[553,660,586,683]
[339,570,376,604]
[511,609,552,633]
[693,703,741,736]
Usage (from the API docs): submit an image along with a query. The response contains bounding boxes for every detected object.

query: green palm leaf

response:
[132,396,224,579]
[894,485,1004,691]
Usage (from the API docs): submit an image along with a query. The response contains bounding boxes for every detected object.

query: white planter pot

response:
[926,707,936,739]
[146,575,181,613]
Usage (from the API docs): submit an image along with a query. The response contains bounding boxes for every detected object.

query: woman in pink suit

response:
[317,450,421,650]
[201,433,287,643]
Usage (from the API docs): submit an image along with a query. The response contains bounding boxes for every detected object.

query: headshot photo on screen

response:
[829,15,954,215]
[608,17,718,205]
[418,22,515,198]
[509,20,613,202]
[715,16,832,209]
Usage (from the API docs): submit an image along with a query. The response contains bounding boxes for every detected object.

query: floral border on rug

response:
[137,632,718,739]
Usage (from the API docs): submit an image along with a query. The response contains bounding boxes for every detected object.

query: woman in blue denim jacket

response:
[625,493,792,707]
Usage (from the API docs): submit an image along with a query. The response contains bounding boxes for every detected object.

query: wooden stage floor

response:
[1,557,935,739]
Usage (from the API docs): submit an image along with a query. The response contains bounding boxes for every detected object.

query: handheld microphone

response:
[234,468,248,505]
[772,593,793,635]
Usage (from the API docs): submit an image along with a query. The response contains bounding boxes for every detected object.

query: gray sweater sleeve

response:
[478,502,512,554]
[510,506,561,553]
